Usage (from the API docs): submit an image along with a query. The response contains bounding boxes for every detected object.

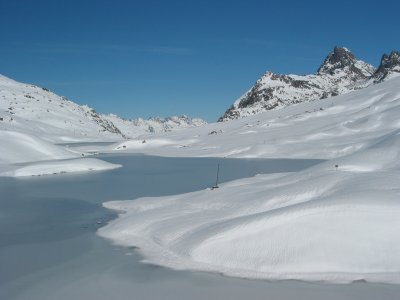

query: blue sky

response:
[0,0,399,121]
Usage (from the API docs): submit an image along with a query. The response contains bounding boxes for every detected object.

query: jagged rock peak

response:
[373,51,400,82]
[318,47,353,72]
[317,46,374,77]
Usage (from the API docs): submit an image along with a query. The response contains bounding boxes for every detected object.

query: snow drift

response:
[0,130,121,177]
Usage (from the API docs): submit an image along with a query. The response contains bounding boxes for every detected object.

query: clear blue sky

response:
[0,0,399,121]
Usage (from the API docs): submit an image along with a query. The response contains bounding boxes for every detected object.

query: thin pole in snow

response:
[212,163,220,189]
[216,163,220,187]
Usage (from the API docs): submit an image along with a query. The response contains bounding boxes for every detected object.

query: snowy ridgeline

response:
[0,74,122,142]
[220,47,400,121]
[103,114,206,138]
[0,74,206,142]
[99,76,400,284]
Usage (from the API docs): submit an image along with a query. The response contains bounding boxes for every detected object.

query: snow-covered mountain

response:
[103,114,206,138]
[372,51,400,82]
[0,74,206,142]
[219,47,400,121]
[0,74,122,142]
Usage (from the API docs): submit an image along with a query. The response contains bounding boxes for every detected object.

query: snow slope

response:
[0,74,206,142]
[0,130,78,164]
[99,76,400,284]
[0,130,121,177]
[0,74,123,142]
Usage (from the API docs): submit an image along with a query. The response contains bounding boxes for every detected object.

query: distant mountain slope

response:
[0,74,122,142]
[219,47,400,121]
[103,114,207,138]
[0,74,206,142]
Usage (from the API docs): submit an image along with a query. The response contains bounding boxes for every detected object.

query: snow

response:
[0,130,78,164]
[0,157,121,177]
[98,76,400,284]
[0,75,123,142]
[0,130,121,177]
[108,77,400,160]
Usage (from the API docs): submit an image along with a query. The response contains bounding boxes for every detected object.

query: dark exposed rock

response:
[373,51,400,82]
[218,47,395,122]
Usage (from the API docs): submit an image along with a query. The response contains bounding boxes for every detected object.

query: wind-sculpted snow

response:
[0,130,121,177]
[99,76,400,284]
[111,77,400,160]
[0,130,79,164]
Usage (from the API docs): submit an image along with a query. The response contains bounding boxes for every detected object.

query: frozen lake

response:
[0,154,399,300]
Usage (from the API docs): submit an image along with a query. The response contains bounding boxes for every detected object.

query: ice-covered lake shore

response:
[6,155,391,300]
[99,160,400,284]
[97,77,400,285]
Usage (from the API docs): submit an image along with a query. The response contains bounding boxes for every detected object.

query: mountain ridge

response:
[219,47,400,122]
[102,113,207,138]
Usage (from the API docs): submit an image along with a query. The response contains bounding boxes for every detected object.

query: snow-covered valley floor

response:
[97,76,400,284]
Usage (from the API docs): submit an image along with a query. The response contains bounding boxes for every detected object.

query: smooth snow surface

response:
[0,130,78,164]
[0,130,121,177]
[99,77,400,284]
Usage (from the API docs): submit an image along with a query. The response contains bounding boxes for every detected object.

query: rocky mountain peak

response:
[317,46,375,79]
[317,47,355,74]
[373,51,400,82]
